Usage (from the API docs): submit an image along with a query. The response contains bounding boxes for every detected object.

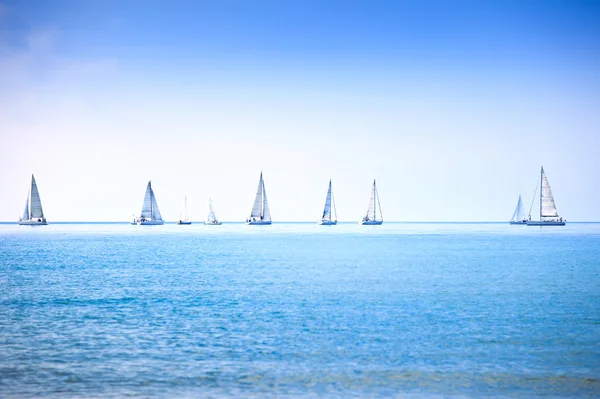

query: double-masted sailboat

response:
[205,198,222,225]
[19,174,47,225]
[509,195,527,224]
[526,166,565,226]
[246,172,272,225]
[361,179,383,225]
[133,181,164,225]
[319,179,337,225]
[177,196,192,225]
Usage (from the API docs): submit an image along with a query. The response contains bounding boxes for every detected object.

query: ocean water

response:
[1,222,599,398]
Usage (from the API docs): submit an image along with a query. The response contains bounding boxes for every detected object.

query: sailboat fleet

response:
[17,167,567,226]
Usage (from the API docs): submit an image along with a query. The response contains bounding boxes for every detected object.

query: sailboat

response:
[360,179,383,225]
[177,196,192,225]
[319,179,337,225]
[204,198,222,225]
[18,174,47,225]
[133,181,164,225]
[526,166,565,226]
[246,172,272,225]
[509,195,527,224]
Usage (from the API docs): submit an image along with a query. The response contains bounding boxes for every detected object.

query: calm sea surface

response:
[1,223,599,398]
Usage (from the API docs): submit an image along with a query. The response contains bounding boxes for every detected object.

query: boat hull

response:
[319,220,337,225]
[509,220,527,225]
[204,221,222,225]
[360,220,383,225]
[526,221,565,226]
[177,221,192,225]
[137,220,164,225]
[246,221,272,225]
[19,219,47,226]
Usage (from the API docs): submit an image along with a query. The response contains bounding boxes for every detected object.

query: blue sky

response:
[1,0,599,221]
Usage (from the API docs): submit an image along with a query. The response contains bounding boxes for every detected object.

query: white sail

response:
[540,167,559,218]
[511,195,526,222]
[362,180,382,224]
[207,198,217,222]
[322,180,333,221]
[250,173,264,218]
[262,183,271,222]
[22,191,30,220]
[247,172,271,223]
[151,190,162,221]
[366,182,376,220]
[30,175,44,218]
[140,182,153,219]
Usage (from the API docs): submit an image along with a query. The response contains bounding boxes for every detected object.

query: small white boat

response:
[509,195,527,225]
[360,179,383,225]
[318,179,337,225]
[134,181,164,225]
[177,196,192,225]
[246,172,272,225]
[526,167,565,226]
[19,174,47,226]
[204,198,222,225]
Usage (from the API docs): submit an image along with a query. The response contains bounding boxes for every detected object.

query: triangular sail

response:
[511,195,526,222]
[331,187,338,221]
[30,175,44,218]
[262,180,271,222]
[322,180,333,221]
[250,173,263,218]
[540,167,559,218]
[151,190,162,221]
[363,180,382,222]
[22,191,30,220]
[365,180,377,221]
[208,198,217,222]
[140,182,153,219]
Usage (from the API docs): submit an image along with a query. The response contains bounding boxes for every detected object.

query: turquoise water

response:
[1,223,599,398]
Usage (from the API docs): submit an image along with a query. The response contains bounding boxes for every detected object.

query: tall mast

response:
[260,173,264,217]
[373,180,377,221]
[150,181,153,220]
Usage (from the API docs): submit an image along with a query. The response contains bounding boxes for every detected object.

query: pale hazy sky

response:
[1,0,599,222]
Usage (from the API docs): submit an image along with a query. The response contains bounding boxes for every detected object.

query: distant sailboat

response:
[509,195,527,225]
[205,198,222,225]
[527,167,565,226]
[18,174,47,225]
[319,179,337,225]
[361,179,383,225]
[134,181,164,225]
[177,196,192,225]
[246,172,272,225]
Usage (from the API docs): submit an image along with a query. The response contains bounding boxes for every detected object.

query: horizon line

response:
[1,221,598,224]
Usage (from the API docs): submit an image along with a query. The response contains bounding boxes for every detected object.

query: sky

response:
[1,0,599,222]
